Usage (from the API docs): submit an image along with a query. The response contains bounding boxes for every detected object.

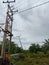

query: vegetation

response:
[10,52,49,65]
[29,44,41,53]
[29,39,49,54]
[0,39,23,55]
[0,39,49,65]
[10,39,49,65]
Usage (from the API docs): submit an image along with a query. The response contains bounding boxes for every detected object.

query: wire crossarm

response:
[3,0,15,3]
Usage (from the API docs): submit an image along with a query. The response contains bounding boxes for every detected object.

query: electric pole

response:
[17,36,23,49]
[1,0,15,59]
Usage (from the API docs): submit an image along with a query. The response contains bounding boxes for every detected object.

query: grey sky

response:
[0,0,49,49]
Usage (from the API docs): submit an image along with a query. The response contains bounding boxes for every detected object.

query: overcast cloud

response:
[0,0,49,49]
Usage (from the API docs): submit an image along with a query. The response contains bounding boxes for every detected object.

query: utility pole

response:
[17,36,23,49]
[1,0,15,59]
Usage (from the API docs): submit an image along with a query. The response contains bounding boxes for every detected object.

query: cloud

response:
[0,0,49,49]
[17,0,49,43]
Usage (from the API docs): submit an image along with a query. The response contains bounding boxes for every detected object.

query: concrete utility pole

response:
[1,0,15,59]
[17,36,23,49]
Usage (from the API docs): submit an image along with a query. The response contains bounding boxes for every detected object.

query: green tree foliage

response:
[29,39,49,53]
[15,47,23,53]
[5,39,23,54]
[0,38,49,55]
[29,43,40,53]
[0,39,23,55]
[4,39,18,54]
[41,39,49,54]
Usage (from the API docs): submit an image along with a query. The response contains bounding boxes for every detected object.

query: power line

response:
[15,0,28,8]
[16,0,49,13]
[15,0,40,10]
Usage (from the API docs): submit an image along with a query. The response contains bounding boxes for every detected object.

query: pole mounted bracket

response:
[3,0,15,3]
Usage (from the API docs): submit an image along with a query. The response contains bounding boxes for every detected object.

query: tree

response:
[4,39,18,54]
[29,43,40,53]
[0,39,23,54]
[36,44,41,51]
[41,39,49,54]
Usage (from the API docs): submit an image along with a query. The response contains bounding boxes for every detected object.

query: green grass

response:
[10,52,49,65]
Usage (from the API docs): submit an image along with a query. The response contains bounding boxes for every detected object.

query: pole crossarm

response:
[3,0,15,3]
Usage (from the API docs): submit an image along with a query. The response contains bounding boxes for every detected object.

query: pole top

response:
[3,0,15,3]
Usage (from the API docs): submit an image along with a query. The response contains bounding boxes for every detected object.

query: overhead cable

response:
[17,1,49,13]
[15,0,27,8]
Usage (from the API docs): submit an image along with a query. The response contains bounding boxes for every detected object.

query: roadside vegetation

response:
[0,39,49,65]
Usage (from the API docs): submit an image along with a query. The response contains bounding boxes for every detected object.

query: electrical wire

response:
[15,0,28,8]
[16,0,49,13]
[15,0,44,9]
[14,0,39,12]
[15,0,40,10]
